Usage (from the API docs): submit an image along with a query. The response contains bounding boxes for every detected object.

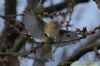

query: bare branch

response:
[58,30,100,66]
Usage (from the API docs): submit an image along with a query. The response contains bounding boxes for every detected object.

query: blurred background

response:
[0,0,100,66]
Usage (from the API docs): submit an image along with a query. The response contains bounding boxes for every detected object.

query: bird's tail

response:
[33,44,52,66]
[33,60,45,66]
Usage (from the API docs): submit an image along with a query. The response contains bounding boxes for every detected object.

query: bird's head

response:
[44,21,59,30]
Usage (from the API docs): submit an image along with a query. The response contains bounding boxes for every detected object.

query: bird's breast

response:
[44,29,59,38]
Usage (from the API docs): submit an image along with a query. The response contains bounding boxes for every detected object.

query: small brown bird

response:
[44,21,60,41]
[23,1,58,66]
[23,1,80,66]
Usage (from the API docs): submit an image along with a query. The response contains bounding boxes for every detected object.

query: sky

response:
[0,0,5,36]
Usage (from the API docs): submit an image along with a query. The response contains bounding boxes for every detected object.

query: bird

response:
[22,0,82,66]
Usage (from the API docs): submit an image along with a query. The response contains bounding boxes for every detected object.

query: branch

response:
[58,42,100,66]
[0,43,44,57]
[0,14,23,23]
[0,52,19,56]
[58,30,100,66]
[25,25,100,45]
[69,42,100,61]
[9,30,26,52]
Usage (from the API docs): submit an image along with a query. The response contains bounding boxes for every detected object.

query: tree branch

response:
[58,30,100,66]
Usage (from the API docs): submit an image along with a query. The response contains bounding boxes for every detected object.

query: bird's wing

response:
[35,44,52,61]
[52,30,81,47]
[22,0,46,40]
